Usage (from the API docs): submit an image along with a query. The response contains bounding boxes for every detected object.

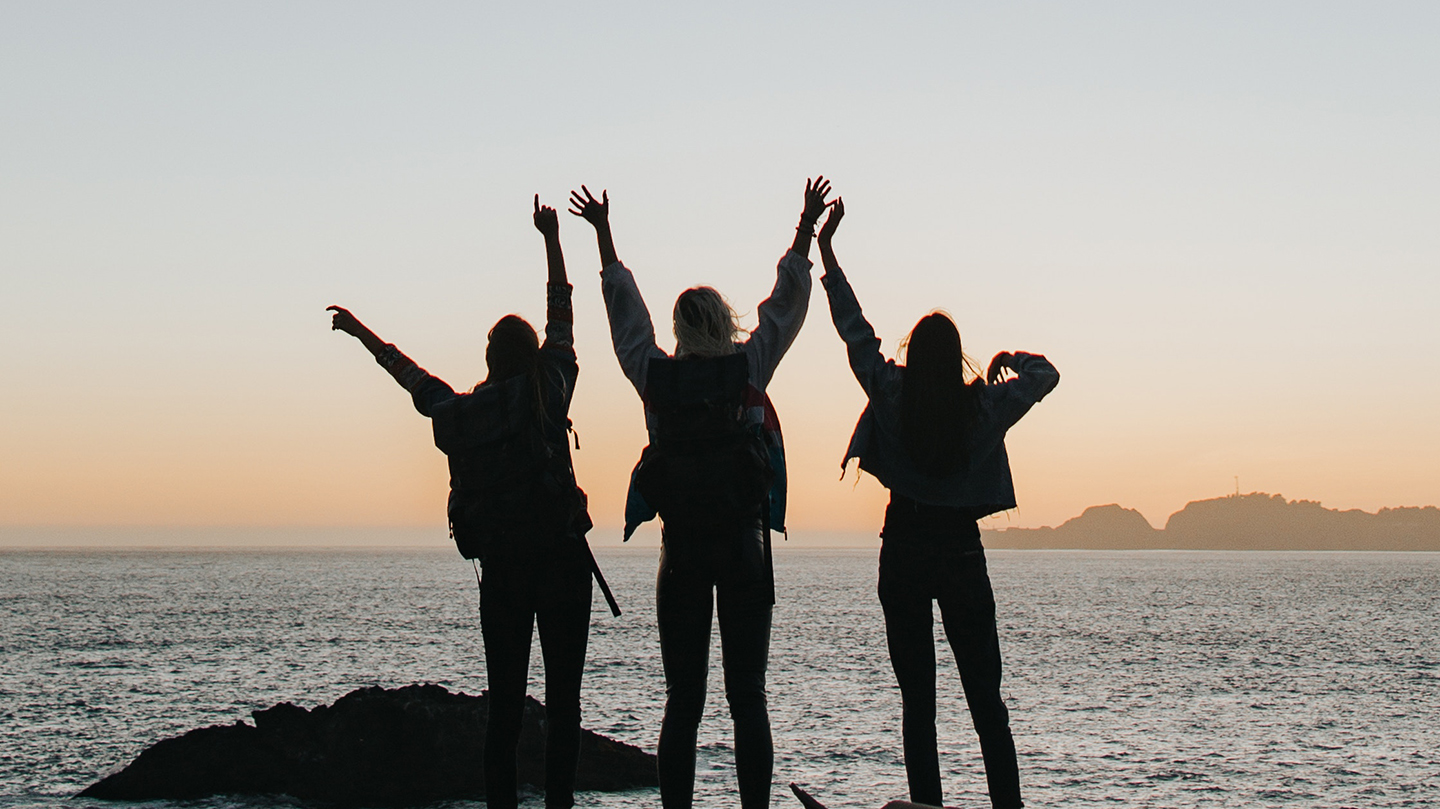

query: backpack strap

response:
[762,494,775,606]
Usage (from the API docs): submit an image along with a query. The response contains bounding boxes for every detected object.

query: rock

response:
[789,783,938,809]
[80,684,657,804]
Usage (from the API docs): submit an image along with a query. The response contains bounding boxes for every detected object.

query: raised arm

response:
[534,194,567,287]
[790,176,832,260]
[817,194,843,275]
[570,185,662,394]
[534,195,575,354]
[569,185,618,269]
[816,199,892,396]
[327,306,456,415]
[741,179,832,388]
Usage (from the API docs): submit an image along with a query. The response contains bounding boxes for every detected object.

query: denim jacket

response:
[821,266,1059,516]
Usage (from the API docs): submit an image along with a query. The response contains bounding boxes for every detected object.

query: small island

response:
[984,492,1440,550]
[81,684,657,805]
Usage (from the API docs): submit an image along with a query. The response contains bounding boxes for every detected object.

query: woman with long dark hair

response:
[327,197,595,809]
[817,199,1058,809]
[570,179,831,809]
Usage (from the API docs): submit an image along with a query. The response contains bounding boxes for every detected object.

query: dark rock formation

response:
[80,684,657,804]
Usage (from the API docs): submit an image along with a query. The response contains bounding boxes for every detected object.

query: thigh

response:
[878,544,938,695]
[935,551,1003,685]
[481,566,538,695]
[715,580,772,696]
[656,546,716,692]
[536,552,594,696]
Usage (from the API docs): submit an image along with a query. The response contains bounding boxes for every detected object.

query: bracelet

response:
[797,219,817,236]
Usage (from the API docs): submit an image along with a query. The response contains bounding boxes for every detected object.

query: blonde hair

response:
[673,286,743,358]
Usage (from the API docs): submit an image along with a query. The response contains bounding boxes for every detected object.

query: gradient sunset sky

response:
[3,2,1437,544]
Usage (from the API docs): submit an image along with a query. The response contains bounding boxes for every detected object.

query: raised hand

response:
[818,196,844,244]
[801,176,833,227]
[533,194,559,237]
[567,185,609,229]
[987,352,1014,385]
[327,305,362,336]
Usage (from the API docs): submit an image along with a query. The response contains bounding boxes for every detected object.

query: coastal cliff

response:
[985,492,1440,550]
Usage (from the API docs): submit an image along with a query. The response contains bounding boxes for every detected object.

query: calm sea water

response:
[1,548,1436,808]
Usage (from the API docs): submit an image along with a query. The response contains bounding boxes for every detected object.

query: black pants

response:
[878,528,1022,809]
[655,516,773,809]
[480,546,593,809]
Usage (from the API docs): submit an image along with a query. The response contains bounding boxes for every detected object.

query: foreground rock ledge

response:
[81,684,658,804]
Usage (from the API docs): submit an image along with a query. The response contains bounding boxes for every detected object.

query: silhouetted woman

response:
[327,197,594,809]
[817,199,1058,809]
[570,179,831,809]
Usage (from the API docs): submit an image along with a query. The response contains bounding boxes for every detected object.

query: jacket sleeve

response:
[542,281,575,354]
[599,261,667,395]
[820,266,892,397]
[987,352,1060,430]
[540,281,580,414]
[742,250,813,391]
[374,344,458,417]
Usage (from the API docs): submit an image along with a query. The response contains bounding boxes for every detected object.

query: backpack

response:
[430,372,586,561]
[632,354,775,524]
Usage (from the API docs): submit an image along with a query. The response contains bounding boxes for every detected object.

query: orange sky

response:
[3,4,1438,544]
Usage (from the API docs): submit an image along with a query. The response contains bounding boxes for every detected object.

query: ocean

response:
[1,547,1436,808]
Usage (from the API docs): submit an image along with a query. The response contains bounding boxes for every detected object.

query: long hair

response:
[898,311,982,477]
[481,314,547,424]
[673,286,742,358]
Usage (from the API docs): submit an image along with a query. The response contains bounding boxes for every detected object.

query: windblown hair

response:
[672,286,743,358]
[898,311,983,477]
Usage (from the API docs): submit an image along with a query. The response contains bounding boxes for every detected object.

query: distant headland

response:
[984,492,1440,551]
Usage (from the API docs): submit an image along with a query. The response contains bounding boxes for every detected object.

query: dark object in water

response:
[789,782,939,809]
[80,684,657,805]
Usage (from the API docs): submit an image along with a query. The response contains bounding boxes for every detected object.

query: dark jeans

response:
[480,545,593,809]
[878,527,1022,809]
[655,516,773,809]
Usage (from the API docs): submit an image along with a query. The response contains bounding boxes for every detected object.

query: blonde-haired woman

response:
[571,179,831,809]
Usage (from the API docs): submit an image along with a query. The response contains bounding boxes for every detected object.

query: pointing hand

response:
[327,305,361,336]
[533,194,559,237]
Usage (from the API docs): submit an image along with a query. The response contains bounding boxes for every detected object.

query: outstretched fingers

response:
[567,185,609,222]
[567,187,593,216]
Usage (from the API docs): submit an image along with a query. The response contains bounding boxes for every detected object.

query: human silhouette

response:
[569,178,832,809]
[327,196,598,809]
[816,198,1058,809]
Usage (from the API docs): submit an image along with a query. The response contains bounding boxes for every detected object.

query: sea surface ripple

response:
[1,548,1436,808]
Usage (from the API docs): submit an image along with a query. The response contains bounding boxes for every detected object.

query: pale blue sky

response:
[2,2,1437,539]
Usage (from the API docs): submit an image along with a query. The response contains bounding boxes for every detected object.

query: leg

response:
[481,567,537,809]
[878,545,943,808]
[716,575,773,809]
[655,543,716,809]
[535,552,594,809]
[937,552,1022,809]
